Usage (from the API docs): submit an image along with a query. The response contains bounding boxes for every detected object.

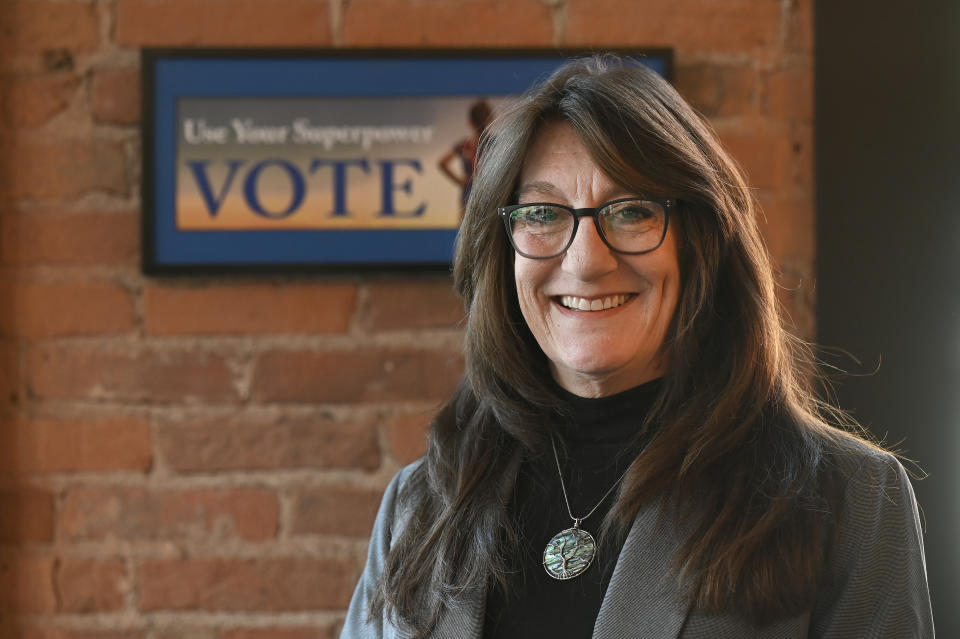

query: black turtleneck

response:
[483,379,662,639]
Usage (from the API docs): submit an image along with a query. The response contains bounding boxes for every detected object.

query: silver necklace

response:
[542,435,631,580]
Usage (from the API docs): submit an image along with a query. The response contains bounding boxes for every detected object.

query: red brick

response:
[28,344,239,403]
[0,139,127,199]
[342,0,551,46]
[564,0,781,54]
[0,557,56,613]
[0,340,19,406]
[137,558,356,611]
[92,68,140,125]
[291,486,382,537]
[60,486,278,542]
[674,63,757,118]
[222,628,334,639]
[385,412,430,465]
[0,279,136,338]
[0,416,152,473]
[0,212,139,266]
[764,67,813,122]
[157,415,380,473]
[0,488,54,543]
[144,283,356,336]
[365,280,463,331]
[67,633,143,639]
[151,630,215,639]
[717,121,798,191]
[0,2,100,54]
[253,348,463,403]
[8,630,145,639]
[56,558,126,613]
[0,73,81,128]
[758,195,814,266]
[787,0,813,54]
[115,0,331,47]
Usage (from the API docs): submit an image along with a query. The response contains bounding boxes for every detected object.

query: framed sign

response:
[142,49,673,274]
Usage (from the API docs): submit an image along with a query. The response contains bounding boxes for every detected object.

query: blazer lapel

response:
[593,498,694,639]
[430,585,485,639]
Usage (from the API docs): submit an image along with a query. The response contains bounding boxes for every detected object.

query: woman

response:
[342,56,934,638]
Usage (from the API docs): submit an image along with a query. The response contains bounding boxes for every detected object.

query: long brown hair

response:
[374,54,863,635]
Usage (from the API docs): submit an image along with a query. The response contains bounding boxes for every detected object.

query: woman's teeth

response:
[559,294,630,311]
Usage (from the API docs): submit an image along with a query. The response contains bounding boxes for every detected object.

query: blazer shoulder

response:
[809,435,934,637]
[820,434,916,507]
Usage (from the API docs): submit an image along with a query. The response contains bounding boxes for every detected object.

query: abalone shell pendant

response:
[542,523,597,580]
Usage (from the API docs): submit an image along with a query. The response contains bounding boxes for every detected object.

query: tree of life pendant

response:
[542,523,597,580]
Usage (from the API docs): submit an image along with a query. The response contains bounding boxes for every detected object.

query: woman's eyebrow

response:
[516,181,564,200]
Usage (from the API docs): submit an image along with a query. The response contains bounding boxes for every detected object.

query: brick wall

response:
[0,0,813,637]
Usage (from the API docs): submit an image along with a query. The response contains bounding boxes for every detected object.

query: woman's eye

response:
[612,206,653,222]
[513,206,560,225]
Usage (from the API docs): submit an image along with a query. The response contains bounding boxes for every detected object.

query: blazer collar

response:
[593,497,694,639]
[428,497,694,639]
[430,586,486,639]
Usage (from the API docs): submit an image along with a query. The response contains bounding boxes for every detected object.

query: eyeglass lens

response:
[507,200,666,257]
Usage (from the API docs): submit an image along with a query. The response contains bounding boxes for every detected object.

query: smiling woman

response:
[340,55,934,639]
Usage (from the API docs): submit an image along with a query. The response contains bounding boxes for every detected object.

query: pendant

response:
[542,522,597,580]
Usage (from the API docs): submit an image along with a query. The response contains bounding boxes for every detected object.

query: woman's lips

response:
[556,294,635,311]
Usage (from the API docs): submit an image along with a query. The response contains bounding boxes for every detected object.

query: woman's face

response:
[513,121,681,398]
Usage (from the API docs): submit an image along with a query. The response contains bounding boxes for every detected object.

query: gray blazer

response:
[341,447,934,638]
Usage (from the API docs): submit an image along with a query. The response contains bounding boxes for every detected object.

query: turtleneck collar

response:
[552,377,664,446]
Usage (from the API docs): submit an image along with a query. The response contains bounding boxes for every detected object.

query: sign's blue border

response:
[142,49,673,275]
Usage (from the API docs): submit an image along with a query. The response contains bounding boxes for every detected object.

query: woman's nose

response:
[561,218,619,280]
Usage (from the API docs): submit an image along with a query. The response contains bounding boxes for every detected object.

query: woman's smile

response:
[555,293,635,312]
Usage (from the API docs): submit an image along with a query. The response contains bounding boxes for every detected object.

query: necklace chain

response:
[550,434,631,526]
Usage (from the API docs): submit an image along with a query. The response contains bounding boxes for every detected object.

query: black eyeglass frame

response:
[497,197,675,259]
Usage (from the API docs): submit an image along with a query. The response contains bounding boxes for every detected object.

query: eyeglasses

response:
[498,197,674,259]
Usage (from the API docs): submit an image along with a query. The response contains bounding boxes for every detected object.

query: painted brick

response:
[0,279,136,338]
[0,557,56,613]
[115,0,331,47]
[0,73,81,128]
[28,344,239,403]
[92,68,140,125]
[137,558,356,611]
[0,212,139,266]
[0,140,127,199]
[59,486,278,542]
[564,0,782,54]
[144,283,356,336]
[56,559,126,613]
[365,280,463,331]
[385,412,430,465]
[157,415,380,473]
[674,63,757,118]
[290,486,383,537]
[0,416,152,473]
[0,2,100,54]
[342,0,552,46]
[253,348,463,403]
[0,488,54,543]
